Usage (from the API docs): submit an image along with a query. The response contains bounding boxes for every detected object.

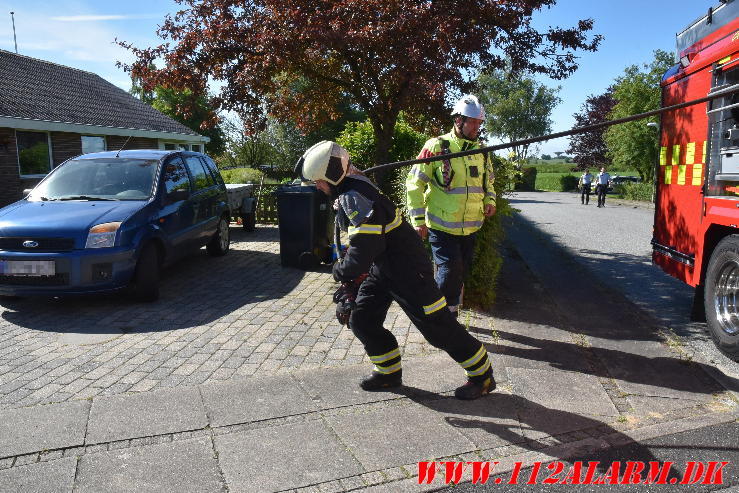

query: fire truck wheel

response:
[704,235,739,361]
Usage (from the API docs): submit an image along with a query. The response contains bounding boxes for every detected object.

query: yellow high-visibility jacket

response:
[406,130,495,235]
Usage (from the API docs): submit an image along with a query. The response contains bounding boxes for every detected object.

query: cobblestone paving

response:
[0,226,491,410]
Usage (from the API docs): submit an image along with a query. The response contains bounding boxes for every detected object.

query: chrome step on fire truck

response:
[652,0,739,358]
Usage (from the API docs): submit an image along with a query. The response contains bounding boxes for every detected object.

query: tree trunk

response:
[370,113,402,203]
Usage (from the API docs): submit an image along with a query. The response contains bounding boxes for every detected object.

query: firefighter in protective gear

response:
[406,95,496,316]
[299,140,495,400]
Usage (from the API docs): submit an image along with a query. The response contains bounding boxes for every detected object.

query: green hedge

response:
[514,167,537,191]
[531,163,573,173]
[536,173,579,191]
[219,167,265,184]
[560,175,579,191]
[465,155,517,309]
[616,182,653,201]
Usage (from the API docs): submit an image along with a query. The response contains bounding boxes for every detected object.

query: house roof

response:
[0,49,205,142]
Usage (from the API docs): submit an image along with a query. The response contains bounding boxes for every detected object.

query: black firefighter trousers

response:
[348,259,490,380]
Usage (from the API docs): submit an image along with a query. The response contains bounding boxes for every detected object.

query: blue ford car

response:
[0,149,231,301]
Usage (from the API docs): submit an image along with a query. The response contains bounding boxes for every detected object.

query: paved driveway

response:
[0,226,443,410]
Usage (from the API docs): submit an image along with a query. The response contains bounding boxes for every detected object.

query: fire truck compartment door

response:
[719,147,739,175]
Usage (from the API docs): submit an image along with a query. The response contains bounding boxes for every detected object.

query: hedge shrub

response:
[337,114,429,206]
[559,175,579,191]
[219,167,265,184]
[514,167,537,191]
[617,182,653,202]
[465,155,516,309]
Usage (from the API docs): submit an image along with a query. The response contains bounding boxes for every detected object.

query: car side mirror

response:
[166,189,190,203]
[22,189,33,197]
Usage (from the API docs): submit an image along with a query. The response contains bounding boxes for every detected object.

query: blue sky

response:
[0,0,719,155]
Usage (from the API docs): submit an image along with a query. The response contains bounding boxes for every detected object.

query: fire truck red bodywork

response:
[652,6,739,289]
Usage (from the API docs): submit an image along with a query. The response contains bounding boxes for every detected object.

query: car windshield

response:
[28,158,159,201]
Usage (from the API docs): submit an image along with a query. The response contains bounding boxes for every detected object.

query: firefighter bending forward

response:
[298,141,495,400]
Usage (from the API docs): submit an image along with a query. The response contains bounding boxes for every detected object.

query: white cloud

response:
[0,1,174,92]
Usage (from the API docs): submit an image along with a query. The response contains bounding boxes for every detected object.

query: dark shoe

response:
[454,370,496,400]
[360,370,402,391]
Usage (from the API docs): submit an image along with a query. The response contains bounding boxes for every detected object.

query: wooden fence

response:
[253,184,281,224]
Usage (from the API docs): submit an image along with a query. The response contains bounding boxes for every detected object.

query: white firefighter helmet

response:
[451,94,485,120]
[299,140,350,186]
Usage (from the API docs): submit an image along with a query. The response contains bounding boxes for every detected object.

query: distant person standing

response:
[595,167,611,208]
[578,169,593,205]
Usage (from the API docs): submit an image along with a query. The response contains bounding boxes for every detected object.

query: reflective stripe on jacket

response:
[406,130,495,236]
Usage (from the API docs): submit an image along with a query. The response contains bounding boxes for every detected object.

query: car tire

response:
[130,243,160,302]
[242,212,256,232]
[207,216,230,256]
[704,234,739,361]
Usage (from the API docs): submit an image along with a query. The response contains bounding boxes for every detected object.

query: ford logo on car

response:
[22,241,39,248]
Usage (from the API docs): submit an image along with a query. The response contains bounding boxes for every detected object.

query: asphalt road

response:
[506,191,739,397]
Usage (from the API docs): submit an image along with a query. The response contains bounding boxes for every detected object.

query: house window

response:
[81,136,106,154]
[161,142,202,152]
[16,131,51,176]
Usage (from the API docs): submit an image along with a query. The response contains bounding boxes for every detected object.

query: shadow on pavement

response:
[397,387,684,482]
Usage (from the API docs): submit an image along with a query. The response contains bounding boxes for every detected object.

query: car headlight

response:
[85,222,122,249]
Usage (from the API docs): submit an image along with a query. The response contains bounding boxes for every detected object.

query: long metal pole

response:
[363,83,739,175]
[10,12,17,53]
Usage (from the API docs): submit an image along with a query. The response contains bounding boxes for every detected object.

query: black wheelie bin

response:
[275,184,334,269]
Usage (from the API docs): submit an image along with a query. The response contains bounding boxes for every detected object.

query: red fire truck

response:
[652,0,739,358]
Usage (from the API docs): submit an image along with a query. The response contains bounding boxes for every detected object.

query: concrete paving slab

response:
[0,401,89,458]
[402,353,472,395]
[355,477,439,492]
[86,387,207,444]
[627,395,703,416]
[507,367,618,417]
[426,392,527,449]
[588,337,668,358]
[594,345,717,402]
[75,437,224,493]
[0,457,77,493]
[518,405,612,441]
[490,321,591,373]
[325,402,475,471]
[294,365,404,409]
[214,420,363,492]
[200,374,317,427]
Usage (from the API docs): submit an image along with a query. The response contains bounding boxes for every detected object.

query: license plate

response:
[0,260,56,276]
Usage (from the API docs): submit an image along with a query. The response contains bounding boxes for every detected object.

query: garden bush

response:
[514,166,537,191]
[219,167,265,184]
[337,114,428,206]
[465,155,516,309]
[559,175,579,191]
[617,182,653,201]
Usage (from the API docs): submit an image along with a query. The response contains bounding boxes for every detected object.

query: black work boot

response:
[454,368,496,400]
[360,370,402,391]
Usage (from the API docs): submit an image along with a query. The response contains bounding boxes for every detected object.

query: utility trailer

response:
[225,183,257,231]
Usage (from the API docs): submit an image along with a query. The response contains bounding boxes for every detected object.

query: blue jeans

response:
[428,229,477,306]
